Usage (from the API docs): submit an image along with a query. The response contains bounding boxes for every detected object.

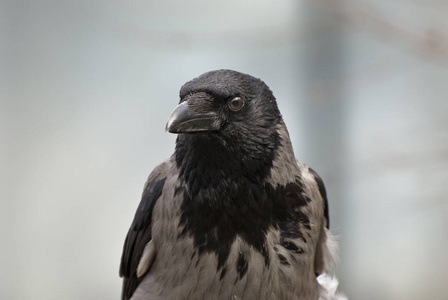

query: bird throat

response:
[174,132,278,203]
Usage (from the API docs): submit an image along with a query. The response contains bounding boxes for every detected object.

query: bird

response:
[119,69,345,300]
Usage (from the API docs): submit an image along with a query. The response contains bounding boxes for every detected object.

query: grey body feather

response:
[131,144,340,299]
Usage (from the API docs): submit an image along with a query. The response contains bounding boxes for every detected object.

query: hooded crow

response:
[120,70,345,300]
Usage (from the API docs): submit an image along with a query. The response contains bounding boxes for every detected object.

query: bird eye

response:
[228,97,244,111]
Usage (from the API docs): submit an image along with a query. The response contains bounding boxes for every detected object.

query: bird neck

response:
[174,132,279,196]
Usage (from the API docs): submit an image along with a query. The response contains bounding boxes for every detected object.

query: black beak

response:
[165,101,221,133]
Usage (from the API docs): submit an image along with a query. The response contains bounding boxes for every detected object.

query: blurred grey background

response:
[1,0,447,299]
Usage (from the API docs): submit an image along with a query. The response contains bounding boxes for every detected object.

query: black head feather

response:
[175,69,282,183]
[179,69,281,139]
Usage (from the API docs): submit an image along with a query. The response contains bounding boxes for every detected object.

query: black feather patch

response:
[277,253,290,266]
[237,253,249,279]
[280,240,304,254]
[220,266,227,281]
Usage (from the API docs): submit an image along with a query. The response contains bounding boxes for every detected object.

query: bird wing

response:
[308,168,329,229]
[307,168,339,276]
[119,161,168,300]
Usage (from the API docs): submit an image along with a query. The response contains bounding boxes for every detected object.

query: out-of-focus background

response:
[1,0,447,299]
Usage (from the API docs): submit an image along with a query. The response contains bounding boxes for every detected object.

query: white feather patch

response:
[137,240,156,278]
[318,274,348,300]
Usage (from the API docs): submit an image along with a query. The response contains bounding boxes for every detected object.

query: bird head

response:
[167,70,287,182]
[166,69,281,142]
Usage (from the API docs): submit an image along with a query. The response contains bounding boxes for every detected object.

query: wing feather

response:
[308,168,329,228]
[308,168,339,276]
[119,162,168,300]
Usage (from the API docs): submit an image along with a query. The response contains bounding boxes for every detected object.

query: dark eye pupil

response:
[229,97,244,111]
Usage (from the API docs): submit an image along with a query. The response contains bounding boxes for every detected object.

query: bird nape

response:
[120,70,345,300]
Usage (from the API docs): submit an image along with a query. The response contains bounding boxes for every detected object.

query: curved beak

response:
[165,101,221,133]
